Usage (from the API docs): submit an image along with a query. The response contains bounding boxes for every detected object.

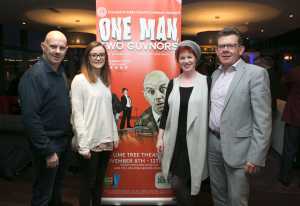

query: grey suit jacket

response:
[211,59,272,168]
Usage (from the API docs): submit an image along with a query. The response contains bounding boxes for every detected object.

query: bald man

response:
[135,70,169,134]
[19,31,72,206]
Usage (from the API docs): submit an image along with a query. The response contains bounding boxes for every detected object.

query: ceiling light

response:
[283,54,293,61]
[66,32,96,48]
[26,9,96,33]
[182,2,280,35]
[22,21,26,25]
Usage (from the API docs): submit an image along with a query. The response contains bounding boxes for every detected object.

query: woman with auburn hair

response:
[156,40,209,206]
[71,41,119,206]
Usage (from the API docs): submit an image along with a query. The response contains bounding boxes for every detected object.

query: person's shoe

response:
[62,202,73,206]
[271,181,291,193]
[278,177,291,187]
[49,201,73,206]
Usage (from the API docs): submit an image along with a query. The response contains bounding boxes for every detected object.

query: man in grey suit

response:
[208,27,272,206]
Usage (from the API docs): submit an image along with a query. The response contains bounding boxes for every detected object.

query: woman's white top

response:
[71,74,119,155]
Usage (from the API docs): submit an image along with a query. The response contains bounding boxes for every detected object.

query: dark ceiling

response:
[0,0,299,39]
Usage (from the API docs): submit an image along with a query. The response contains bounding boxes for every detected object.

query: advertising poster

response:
[96,0,181,204]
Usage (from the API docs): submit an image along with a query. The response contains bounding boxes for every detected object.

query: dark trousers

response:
[31,149,70,206]
[78,151,111,206]
[120,107,132,129]
[169,175,194,206]
[279,124,300,185]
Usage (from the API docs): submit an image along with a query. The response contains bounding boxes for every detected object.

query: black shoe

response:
[49,202,73,206]
[278,177,290,187]
[62,202,73,206]
[272,182,291,193]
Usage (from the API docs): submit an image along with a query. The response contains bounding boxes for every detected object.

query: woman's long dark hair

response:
[81,41,111,86]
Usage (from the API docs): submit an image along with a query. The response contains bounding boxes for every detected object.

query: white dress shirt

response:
[125,95,131,108]
[209,59,241,132]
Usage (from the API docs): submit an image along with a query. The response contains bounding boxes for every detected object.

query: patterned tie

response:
[157,117,161,126]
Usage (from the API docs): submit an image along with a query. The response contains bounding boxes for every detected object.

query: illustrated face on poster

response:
[143,70,169,115]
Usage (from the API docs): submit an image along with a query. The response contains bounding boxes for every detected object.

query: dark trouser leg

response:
[169,175,193,206]
[127,107,132,127]
[279,124,300,185]
[120,109,128,129]
[78,151,111,206]
[78,152,96,206]
[31,153,59,206]
[49,150,70,206]
[92,151,111,206]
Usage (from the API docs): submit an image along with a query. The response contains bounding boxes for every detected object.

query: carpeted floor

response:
[0,150,300,206]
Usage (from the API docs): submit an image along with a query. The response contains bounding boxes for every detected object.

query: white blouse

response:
[71,74,118,155]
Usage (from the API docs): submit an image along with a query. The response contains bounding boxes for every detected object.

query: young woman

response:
[71,41,119,206]
[156,40,209,206]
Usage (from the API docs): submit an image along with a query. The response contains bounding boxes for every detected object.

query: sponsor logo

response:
[97,7,107,17]
[104,173,120,188]
[155,172,171,189]
[104,176,112,188]
[112,173,121,188]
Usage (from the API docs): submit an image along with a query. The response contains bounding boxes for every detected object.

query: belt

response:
[209,128,220,139]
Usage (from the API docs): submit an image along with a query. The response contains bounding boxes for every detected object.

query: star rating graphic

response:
[110,65,128,70]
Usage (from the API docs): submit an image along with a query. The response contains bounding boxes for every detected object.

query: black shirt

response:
[18,57,71,157]
[159,79,193,181]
